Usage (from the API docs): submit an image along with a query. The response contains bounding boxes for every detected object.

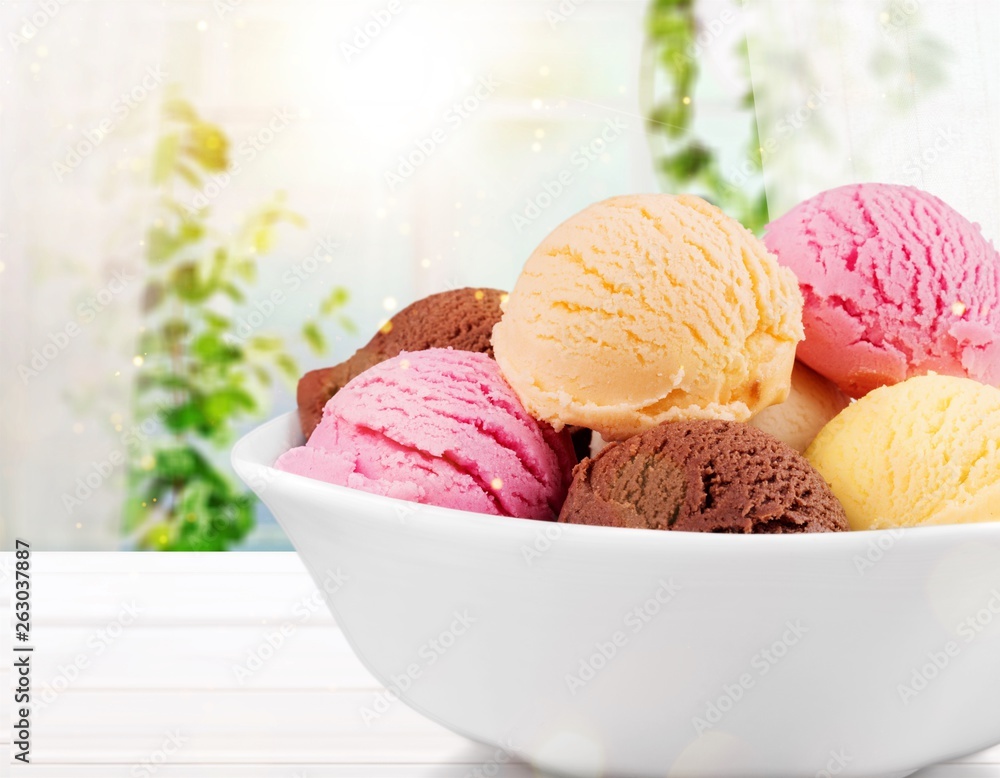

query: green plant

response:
[641,0,949,234]
[642,0,769,233]
[124,94,350,551]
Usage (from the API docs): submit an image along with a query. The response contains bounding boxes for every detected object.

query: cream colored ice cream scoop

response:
[750,361,849,453]
[491,194,804,440]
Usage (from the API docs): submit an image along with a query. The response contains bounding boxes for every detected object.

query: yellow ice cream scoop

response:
[806,374,1000,530]
[491,194,804,441]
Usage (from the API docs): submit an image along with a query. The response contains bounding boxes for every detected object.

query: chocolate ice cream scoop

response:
[558,420,847,533]
[297,287,506,437]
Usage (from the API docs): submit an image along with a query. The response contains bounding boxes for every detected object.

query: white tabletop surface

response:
[2,552,999,777]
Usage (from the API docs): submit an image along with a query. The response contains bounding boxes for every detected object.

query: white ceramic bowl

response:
[233,411,1000,778]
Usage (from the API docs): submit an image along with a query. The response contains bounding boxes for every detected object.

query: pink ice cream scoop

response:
[764,183,1000,398]
[274,349,575,520]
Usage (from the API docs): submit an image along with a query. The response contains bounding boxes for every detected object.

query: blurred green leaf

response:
[176,162,202,189]
[251,365,272,386]
[171,263,214,302]
[147,218,204,265]
[203,387,257,426]
[147,445,204,481]
[136,330,160,355]
[179,219,205,245]
[659,143,712,179]
[192,331,241,364]
[252,226,273,254]
[247,335,283,351]
[152,133,179,185]
[748,193,771,236]
[234,258,257,283]
[221,281,245,303]
[142,281,166,312]
[302,321,326,355]
[147,227,175,264]
[338,314,357,335]
[202,310,230,330]
[320,287,349,315]
[274,353,298,381]
[163,402,206,434]
[136,372,193,393]
[185,122,230,172]
[162,318,190,345]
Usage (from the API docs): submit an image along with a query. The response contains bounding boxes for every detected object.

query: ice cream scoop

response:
[277,349,575,520]
[806,374,1000,530]
[559,419,848,533]
[297,288,506,437]
[749,361,849,453]
[764,183,1000,398]
[491,194,804,441]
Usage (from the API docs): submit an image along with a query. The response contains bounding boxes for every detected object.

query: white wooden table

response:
[2,553,999,777]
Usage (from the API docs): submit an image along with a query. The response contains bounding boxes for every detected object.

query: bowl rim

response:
[233,410,1000,548]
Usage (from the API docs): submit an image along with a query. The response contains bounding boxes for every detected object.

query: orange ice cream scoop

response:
[491,194,804,441]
